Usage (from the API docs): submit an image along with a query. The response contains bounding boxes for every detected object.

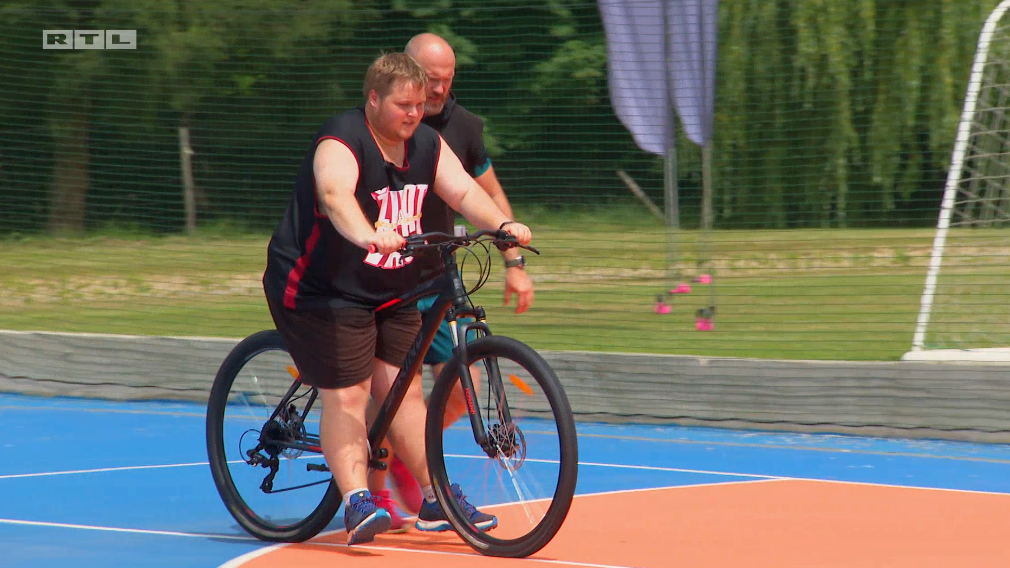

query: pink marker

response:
[695,317,714,331]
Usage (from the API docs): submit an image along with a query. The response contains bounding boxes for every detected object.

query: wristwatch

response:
[504,255,526,269]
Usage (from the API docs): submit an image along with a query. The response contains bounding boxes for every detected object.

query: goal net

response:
[905,0,1010,362]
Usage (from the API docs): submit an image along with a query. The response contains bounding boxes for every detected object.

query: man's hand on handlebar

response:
[500,222,532,247]
[365,231,405,255]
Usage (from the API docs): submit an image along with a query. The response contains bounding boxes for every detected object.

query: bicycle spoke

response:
[428,336,577,557]
[207,331,338,541]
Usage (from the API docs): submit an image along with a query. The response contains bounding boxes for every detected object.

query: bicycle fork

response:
[451,309,516,459]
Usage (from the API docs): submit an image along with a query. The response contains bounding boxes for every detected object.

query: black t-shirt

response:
[263,107,442,310]
[417,94,492,281]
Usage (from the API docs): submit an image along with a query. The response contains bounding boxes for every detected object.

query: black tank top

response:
[263,108,441,310]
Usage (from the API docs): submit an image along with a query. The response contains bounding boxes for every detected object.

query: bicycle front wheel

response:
[206,330,340,542]
[426,335,579,558]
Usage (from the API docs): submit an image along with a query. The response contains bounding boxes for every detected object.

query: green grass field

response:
[3,208,1003,361]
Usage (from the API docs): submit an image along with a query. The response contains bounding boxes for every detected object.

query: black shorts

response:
[267,297,421,389]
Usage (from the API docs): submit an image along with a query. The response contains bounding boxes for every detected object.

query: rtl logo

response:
[43,30,137,50]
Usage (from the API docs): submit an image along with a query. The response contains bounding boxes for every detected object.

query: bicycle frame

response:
[251,234,522,473]
[366,245,513,465]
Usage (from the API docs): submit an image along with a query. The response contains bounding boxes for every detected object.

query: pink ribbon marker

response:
[670,283,692,294]
[695,317,714,331]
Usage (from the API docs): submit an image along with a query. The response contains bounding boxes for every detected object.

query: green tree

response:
[104,0,359,231]
[1,2,110,234]
[714,0,1000,228]
[1,0,366,234]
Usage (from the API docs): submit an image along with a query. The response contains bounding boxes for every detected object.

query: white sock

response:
[421,485,436,503]
[343,487,369,507]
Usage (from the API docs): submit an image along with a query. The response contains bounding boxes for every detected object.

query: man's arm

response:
[433,136,530,245]
[314,139,403,254]
[473,164,535,313]
[474,165,518,259]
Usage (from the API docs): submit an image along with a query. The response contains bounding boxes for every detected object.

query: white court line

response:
[222,538,654,568]
[0,461,210,480]
[573,477,788,500]
[447,454,1010,497]
[0,454,764,482]
[0,517,257,541]
[215,541,284,568]
[445,453,780,480]
[0,456,312,480]
[5,454,1010,499]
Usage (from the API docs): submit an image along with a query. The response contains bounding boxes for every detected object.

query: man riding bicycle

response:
[366,32,537,530]
[262,52,531,545]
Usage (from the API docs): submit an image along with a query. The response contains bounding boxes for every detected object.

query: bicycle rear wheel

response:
[206,330,340,542]
[426,335,579,558]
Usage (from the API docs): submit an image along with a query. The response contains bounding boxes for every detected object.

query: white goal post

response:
[904,0,1010,362]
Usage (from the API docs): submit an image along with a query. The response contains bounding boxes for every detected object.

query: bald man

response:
[366,32,535,533]
[408,32,533,309]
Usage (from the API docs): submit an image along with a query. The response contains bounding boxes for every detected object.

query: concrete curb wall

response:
[3,330,1009,443]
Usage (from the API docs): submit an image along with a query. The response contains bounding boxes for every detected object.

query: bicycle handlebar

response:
[367,230,540,257]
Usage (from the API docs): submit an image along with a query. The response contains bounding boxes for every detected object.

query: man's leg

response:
[265,300,391,545]
[365,397,409,531]
[327,373,393,541]
[319,383,394,544]
[368,360,429,493]
[319,382,371,502]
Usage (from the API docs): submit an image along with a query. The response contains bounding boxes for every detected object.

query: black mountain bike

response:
[205,230,579,558]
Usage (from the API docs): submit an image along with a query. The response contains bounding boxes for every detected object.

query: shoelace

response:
[350,495,378,515]
[451,485,479,518]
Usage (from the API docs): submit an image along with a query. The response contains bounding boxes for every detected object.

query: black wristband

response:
[499,220,515,231]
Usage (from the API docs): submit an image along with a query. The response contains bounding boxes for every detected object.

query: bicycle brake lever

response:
[494,230,519,252]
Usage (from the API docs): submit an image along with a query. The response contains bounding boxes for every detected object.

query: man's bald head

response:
[405,33,456,67]
[404,33,456,116]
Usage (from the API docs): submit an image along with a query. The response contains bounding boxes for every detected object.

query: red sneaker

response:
[389,455,423,515]
[373,489,408,533]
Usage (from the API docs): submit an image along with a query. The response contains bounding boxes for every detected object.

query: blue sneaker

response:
[415,483,497,532]
[344,490,391,545]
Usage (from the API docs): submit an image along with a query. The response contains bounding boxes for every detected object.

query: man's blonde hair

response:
[362,52,428,99]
